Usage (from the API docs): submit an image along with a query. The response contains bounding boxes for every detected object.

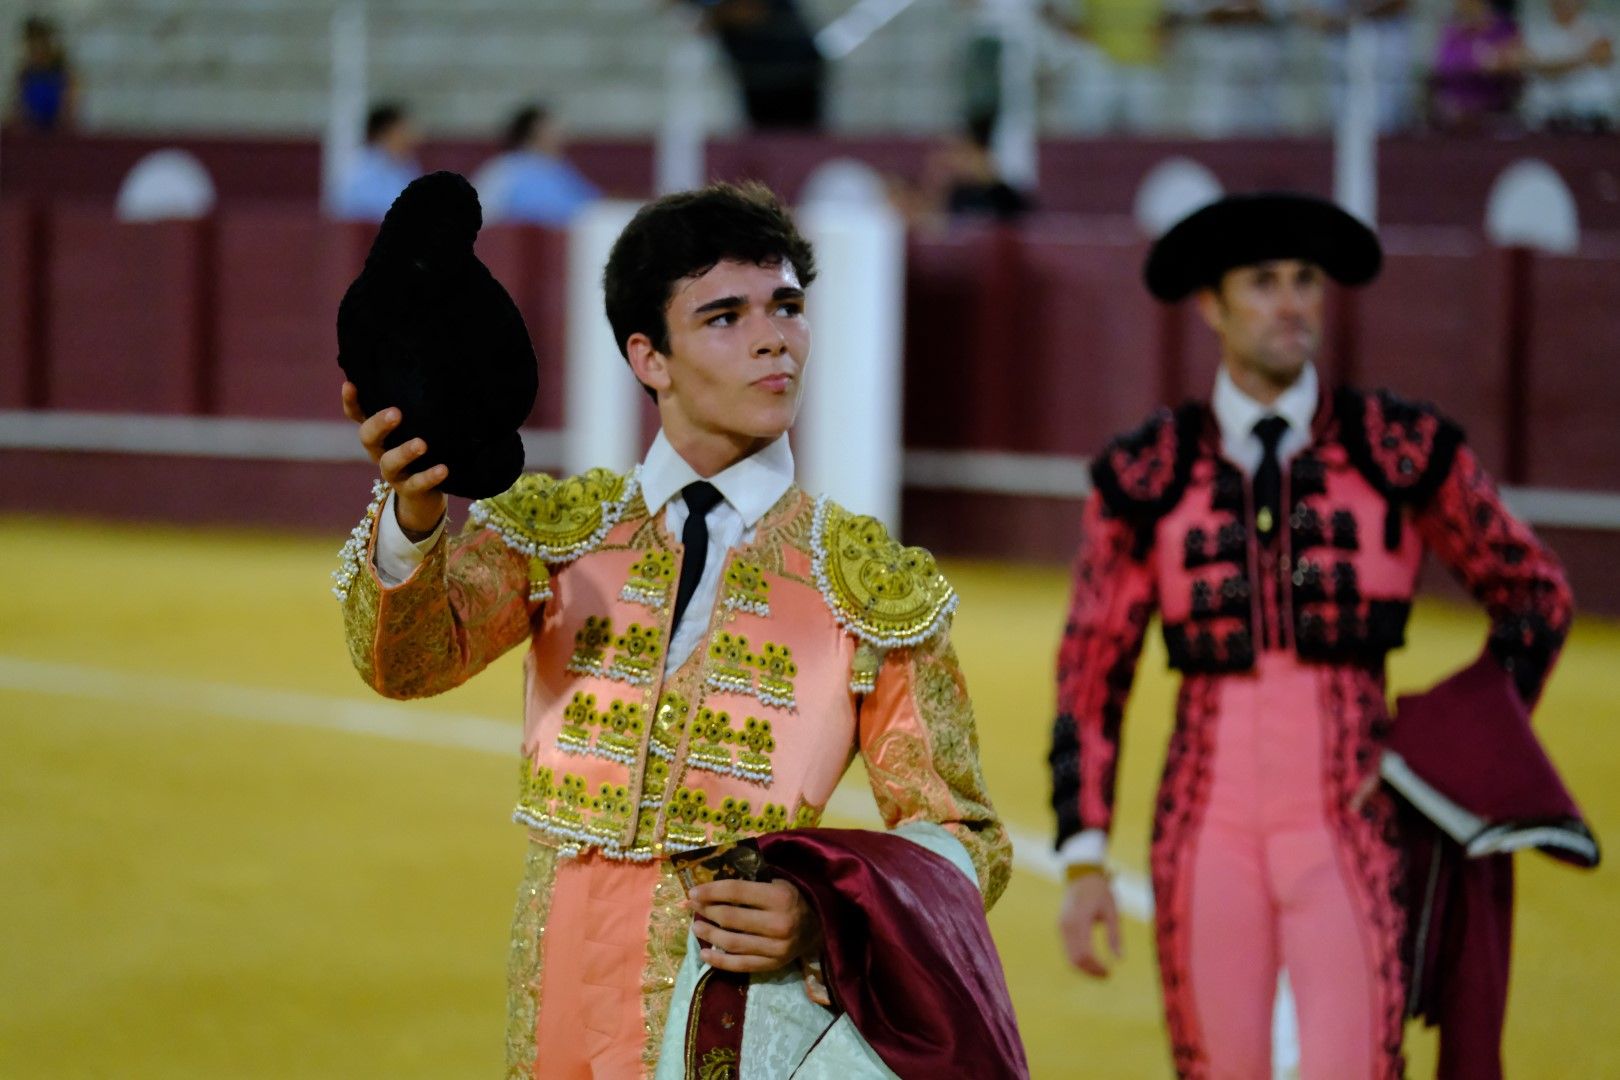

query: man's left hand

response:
[688,878,822,974]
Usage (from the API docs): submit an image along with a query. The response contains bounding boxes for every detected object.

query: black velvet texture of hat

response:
[1143,192,1383,302]
[337,171,538,499]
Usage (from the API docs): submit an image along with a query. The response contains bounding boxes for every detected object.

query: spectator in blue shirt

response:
[471,104,601,227]
[333,102,422,221]
[9,16,78,132]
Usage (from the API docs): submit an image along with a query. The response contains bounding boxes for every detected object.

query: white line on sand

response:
[0,653,1153,919]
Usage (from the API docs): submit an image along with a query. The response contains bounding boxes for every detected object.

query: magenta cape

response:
[1389,651,1599,1080]
[755,828,1030,1080]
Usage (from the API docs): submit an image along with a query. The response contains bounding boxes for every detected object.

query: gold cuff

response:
[1064,863,1110,884]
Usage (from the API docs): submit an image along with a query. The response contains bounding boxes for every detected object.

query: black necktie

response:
[1252,415,1290,542]
[671,480,725,630]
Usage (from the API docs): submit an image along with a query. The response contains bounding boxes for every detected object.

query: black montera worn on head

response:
[337,170,539,499]
[1143,192,1383,303]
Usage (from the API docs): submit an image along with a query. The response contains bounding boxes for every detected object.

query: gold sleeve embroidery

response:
[341,509,535,700]
[857,622,1012,908]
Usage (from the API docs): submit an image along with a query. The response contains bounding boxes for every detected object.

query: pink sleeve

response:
[1049,493,1159,845]
[1414,443,1574,705]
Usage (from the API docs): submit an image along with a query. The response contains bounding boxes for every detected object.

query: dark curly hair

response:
[603,182,817,395]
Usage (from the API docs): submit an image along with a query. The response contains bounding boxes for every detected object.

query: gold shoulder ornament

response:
[809,497,959,691]
[469,466,642,601]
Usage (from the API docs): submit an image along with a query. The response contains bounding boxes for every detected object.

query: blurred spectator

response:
[1306,0,1419,133]
[8,15,77,132]
[960,0,1026,132]
[1522,0,1616,130]
[471,105,601,226]
[891,119,1033,227]
[1045,0,1168,133]
[333,102,422,221]
[1430,0,1523,131]
[684,0,824,129]
[1164,0,1286,135]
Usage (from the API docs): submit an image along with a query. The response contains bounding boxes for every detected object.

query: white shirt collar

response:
[639,430,796,529]
[1212,361,1320,448]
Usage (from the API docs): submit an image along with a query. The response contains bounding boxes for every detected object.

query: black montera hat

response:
[338,171,539,499]
[1143,192,1383,302]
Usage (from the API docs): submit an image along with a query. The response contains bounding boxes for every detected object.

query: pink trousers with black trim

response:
[1152,653,1406,1080]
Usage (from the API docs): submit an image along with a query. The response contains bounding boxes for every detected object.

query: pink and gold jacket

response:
[337,466,1011,904]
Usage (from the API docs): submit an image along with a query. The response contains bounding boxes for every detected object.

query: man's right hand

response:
[342,381,447,537]
[1059,871,1123,978]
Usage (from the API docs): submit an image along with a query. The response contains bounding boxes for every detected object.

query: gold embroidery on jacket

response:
[341,543,383,687]
[556,692,599,755]
[705,632,754,694]
[332,479,389,603]
[685,707,776,786]
[650,690,692,761]
[524,556,553,603]
[642,862,690,1070]
[563,617,668,690]
[721,559,771,616]
[609,623,663,686]
[867,635,1012,907]
[750,642,798,710]
[565,616,614,677]
[809,496,958,649]
[503,841,559,1079]
[554,692,646,765]
[663,787,791,850]
[700,633,800,712]
[622,549,676,610]
[513,763,809,860]
[346,521,531,700]
[514,764,640,855]
[851,640,884,695]
[471,467,640,564]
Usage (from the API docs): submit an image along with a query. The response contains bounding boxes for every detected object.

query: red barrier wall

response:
[5,203,1620,609]
[6,202,1620,482]
[214,214,368,418]
[1353,235,1513,475]
[0,130,653,206]
[0,201,43,408]
[1523,245,1620,491]
[45,207,212,413]
[8,130,1618,230]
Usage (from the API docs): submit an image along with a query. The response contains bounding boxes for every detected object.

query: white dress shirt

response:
[1059,363,1321,870]
[374,431,797,674]
[1211,360,1319,477]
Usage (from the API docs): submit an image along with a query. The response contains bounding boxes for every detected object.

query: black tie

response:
[1252,416,1290,542]
[671,480,725,630]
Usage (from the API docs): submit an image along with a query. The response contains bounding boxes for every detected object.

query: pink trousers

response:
[1153,654,1406,1080]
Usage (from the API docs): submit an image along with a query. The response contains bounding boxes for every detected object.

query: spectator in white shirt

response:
[1522,0,1616,130]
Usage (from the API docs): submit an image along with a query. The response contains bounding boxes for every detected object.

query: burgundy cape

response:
[1389,652,1600,1080]
[754,828,1030,1080]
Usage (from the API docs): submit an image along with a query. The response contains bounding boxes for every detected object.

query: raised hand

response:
[342,381,447,538]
